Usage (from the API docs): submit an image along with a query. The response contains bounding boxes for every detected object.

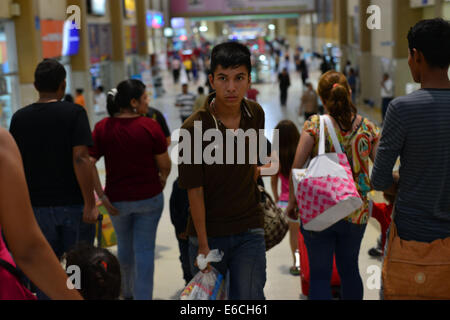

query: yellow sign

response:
[124,0,136,19]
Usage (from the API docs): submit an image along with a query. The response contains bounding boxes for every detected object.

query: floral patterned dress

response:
[303,115,381,225]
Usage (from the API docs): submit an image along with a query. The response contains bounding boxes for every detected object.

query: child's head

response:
[275,120,301,178]
[64,244,121,300]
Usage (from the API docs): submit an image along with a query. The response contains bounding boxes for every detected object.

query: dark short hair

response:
[76,89,84,94]
[210,42,252,76]
[198,86,204,94]
[97,86,104,92]
[34,59,66,93]
[408,18,450,69]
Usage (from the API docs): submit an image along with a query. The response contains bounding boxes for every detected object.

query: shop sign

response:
[125,26,138,55]
[89,24,113,64]
[41,20,64,59]
[147,11,164,29]
[124,0,136,19]
[62,21,81,56]
[41,20,80,59]
[171,0,315,16]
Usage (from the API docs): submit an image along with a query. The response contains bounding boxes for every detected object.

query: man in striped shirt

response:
[176,83,196,124]
[371,18,450,243]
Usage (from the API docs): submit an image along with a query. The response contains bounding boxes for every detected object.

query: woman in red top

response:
[89,80,171,300]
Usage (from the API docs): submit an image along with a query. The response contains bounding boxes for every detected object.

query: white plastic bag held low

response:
[292,115,363,232]
[180,250,227,300]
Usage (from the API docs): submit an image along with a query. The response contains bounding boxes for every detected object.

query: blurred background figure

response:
[381,73,394,122]
[347,68,357,104]
[247,85,260,103]
[75,89,86,110]
[64,94,74,103]
[94,86,107,118]
[278,68,291,107]
[171,56,182,84]
[300,82,319,121]
[175,83,196,123]
[193,86,207,112]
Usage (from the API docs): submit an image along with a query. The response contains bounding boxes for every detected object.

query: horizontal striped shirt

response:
[371,88,450,242]
[176,93,196,118]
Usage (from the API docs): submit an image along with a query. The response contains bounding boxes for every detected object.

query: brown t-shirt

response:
[178,94,266,237]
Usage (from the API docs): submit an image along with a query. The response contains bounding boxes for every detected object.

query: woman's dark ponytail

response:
[107,88,119,117]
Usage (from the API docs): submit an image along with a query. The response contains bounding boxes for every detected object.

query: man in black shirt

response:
[9,60,98,298]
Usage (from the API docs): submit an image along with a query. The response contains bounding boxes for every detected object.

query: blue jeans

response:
[33,205,83,259]
[188,228,267,300]
[32,205,83,300]
[177,237,193,285]
[79,222,96,246]
[301,220,367,300]
[111,193,164,300]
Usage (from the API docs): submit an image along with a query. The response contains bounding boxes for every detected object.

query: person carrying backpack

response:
[286,71,380,300]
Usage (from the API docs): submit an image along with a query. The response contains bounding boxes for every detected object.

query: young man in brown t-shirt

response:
[178,42,269,300]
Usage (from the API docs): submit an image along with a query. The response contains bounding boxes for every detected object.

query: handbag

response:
[292,115,363,232]
[382,220,450,300]
[259,186,289,252]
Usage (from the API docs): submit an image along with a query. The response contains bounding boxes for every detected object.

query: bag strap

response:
[258,185,277,208]
[0,258,25,282]
[319,115,326,155]
[320,115,343,155]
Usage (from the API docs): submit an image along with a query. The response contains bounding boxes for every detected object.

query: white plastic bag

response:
[180,267,227,300]
[180,250,227,300]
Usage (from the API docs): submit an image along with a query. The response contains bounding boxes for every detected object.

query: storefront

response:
[0,20,19,129]
[89,23,114,91]
[125,25,140,78]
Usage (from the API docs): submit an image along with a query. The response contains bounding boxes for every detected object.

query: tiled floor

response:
[93,65,384,300]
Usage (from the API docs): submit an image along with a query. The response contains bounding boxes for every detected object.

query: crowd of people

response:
[0,18,449,301]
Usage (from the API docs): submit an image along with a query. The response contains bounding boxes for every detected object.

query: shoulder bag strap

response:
[319,115,326,155]
[0,258,24,281]
[323,115,343,154]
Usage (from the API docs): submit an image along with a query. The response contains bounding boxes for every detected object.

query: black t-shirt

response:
[146,107,171,138]
[9,101,93,207]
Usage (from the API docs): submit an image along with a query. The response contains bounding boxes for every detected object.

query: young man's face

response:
[209,65,251,108]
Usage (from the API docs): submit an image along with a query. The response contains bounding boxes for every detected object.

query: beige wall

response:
[38,0,67,20]
[444,2,450,18]
[370,0,394,59]
[0,0,13,18]
[423,6,436,19]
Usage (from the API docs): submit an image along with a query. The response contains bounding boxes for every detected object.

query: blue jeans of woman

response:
[188,228,267,300]
[301,220,367,300]
[111,193,164,300]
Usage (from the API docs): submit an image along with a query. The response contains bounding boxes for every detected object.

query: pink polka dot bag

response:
[292,116,363,232]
